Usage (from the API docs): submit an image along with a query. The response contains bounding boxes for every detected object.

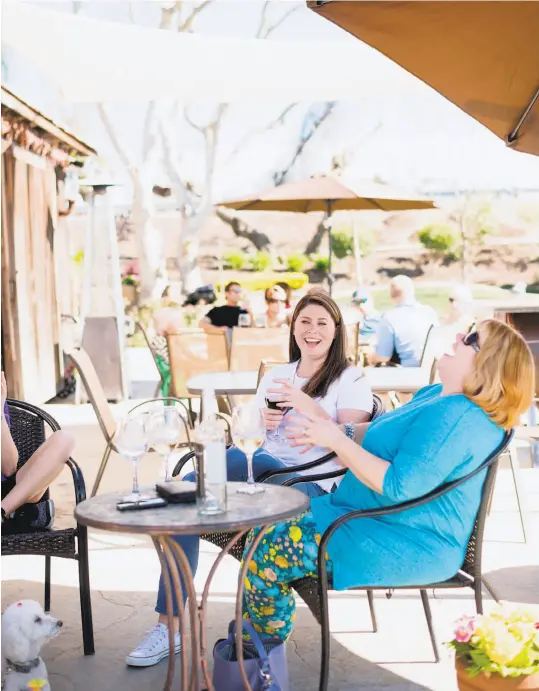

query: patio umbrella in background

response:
[217,175,435,295]
[308,1,539,156]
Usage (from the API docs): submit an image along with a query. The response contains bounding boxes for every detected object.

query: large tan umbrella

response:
[308,1,539,156]
[218,175,435,295]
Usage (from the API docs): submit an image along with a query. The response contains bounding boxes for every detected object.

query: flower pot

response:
[456,660,539,690]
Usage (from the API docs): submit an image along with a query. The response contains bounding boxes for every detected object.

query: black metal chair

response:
[171,394,385,562]
[1,399,94,655]
[308,430,513,691]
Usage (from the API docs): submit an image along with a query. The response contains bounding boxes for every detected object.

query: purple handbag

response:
[212,620,288,691]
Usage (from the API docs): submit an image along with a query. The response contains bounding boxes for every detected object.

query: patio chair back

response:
[167,331,229,398]
[67,348,116,444]
[419,325,440,371]
[345,322,360,365]
[229,327,289,372]
[257,359,288,386]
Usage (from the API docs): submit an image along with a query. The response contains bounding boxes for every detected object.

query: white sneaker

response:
[126,624,181,667]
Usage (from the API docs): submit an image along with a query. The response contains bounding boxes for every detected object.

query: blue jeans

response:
[155,448,327,615]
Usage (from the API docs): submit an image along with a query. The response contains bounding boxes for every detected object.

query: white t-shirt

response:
[254,361,373,492]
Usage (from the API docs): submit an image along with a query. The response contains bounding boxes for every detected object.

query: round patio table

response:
[75,483,309,691]
[186,366,429,396]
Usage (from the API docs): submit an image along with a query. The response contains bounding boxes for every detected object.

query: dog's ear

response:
[1,621,31,663]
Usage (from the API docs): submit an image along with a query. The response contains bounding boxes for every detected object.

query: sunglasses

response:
[463,327,480,352]
[267,298,284,304]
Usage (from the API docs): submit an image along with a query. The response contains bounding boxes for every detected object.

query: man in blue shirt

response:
[370,275,438,367]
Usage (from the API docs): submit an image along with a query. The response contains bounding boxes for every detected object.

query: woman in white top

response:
[125,292,373,668]
[232,290,373,496]
[254,285,292,328]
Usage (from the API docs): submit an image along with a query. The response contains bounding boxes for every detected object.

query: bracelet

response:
[344,423,356,442]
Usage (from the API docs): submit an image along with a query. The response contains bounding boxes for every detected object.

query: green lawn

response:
[368,284,513,316]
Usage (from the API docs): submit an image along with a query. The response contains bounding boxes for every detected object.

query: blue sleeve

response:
[3,402,9,428]
[382,401,470,503]
[375,317,395,359]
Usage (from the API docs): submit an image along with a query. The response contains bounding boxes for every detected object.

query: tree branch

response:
[273,101,336,186]
[96,103,134,176]
[178,0,214,32]
[184,107,206,134]
[226,103,299,163]
[255,1,271,38]
[261,4,301,38]
[215,207,271,251]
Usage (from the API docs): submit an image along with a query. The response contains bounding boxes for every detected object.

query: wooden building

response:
[1,86,96,403]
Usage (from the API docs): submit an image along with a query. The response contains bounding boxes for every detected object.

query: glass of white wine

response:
[147,407,183,483]
[115,414,149,501]
[231,403,266,495]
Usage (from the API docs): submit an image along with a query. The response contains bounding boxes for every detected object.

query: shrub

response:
[313,255,330,273]
[223,249,247,271]
[251,251,272,272]
[418,223,461,257]
[331,225,377,259]
[216,272,309,292]
[286,253,308,272]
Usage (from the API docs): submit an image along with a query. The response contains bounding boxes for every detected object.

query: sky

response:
[3,0,539,205]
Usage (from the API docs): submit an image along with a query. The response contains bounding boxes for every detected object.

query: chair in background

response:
[136,321,169,397]
[1,399,94,655]
[345,322,360,365]
[257,359,288,386]
[229,327,289,372]
[67,348,119,497]
[168,330,230,414]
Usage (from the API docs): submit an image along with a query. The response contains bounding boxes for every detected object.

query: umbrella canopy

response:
[308,1,539,156]
[218,176,435,213]
[218,176,435,294]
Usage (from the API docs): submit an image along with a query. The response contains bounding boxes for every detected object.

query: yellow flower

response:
[315,534,321,545]
[253,622,263,632]
[248,561,257,575]
[262,606,275,616]
[275,556,289,568]
[27,681,48,690]
[245,577,252,591]
[269,548,276,556]
[289,526,302,543]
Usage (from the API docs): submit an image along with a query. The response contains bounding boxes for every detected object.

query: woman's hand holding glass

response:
[266,379,319,418]
[115,414,149,501]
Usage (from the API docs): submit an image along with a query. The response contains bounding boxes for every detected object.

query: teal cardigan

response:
[310,384,504,590]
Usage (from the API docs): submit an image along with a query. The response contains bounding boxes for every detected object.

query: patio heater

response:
[79,177,127,401]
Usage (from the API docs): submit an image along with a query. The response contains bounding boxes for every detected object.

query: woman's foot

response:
[126,624,181,667]
[3,499,55,533]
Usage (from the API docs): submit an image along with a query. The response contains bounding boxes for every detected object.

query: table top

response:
[186,367,429,395]
[74,483,310,536]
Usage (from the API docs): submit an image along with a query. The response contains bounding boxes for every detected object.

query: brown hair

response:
[289,292,349,399]
[463,319,535,429]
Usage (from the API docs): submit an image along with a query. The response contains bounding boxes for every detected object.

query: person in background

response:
[276,281,293,310]
[255,285,291,328]
[149,285,185,397]
[445,284,475,332]
[199,281,253,333]
[1,372,74,532]
[351,286,381,340]
[369,275,438,367]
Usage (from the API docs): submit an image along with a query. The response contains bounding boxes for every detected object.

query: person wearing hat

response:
[352,286,381,339]
[255,285,292,328]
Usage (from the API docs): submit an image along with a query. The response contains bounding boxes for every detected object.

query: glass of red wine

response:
[265,379,292,443]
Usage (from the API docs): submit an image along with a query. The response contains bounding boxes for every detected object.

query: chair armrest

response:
[256,451,338,483]
[66,457,87,505]
[172,442,235,478]
[282,466,346,487]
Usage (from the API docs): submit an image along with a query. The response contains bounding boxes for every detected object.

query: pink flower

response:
[454,616,475,643]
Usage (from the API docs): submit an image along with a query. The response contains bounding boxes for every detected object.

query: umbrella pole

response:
[327,200,333,296]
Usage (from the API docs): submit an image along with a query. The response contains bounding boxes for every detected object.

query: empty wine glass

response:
[147,407,183,483]
[115,414,149,501]
[231,403,266,495]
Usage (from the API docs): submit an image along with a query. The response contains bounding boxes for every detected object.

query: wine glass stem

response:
[164,453,171,483]
[131,458,140,496]
[246,452,255,486]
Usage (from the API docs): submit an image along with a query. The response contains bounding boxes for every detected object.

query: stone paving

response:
[2,359,538,691]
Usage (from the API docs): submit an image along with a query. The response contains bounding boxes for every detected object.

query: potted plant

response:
[448,606,539,690]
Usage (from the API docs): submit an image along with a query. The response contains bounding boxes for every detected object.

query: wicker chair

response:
[1,399,94,655]
[172,394,385,562]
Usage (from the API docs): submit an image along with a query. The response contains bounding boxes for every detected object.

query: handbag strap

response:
[229,620,282,691]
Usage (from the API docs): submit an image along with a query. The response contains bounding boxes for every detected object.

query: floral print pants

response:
[241,510,332,641]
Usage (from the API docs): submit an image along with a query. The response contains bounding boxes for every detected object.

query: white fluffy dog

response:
[2,600,62,691]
